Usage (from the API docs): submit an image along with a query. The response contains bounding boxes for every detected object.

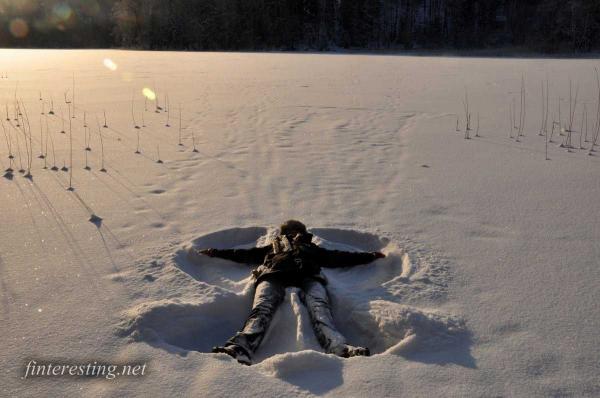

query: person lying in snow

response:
[197,219,385,365]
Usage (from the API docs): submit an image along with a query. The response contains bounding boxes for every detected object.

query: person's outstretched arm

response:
[198,246,270,265]
[316,246,385,268]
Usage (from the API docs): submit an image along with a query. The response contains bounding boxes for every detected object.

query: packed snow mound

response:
[116,291,252,355]
[349,300,467,355]
[257,350,344,395]
[117,226,467,363]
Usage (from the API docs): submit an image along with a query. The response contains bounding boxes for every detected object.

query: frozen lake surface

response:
[0,50,599,397]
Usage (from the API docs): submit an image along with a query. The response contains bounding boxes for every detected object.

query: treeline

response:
[1,0,600,53]
[110,0,600,52]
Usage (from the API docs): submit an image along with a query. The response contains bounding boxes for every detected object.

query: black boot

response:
[212,344,252,366]
[329,344,370,358]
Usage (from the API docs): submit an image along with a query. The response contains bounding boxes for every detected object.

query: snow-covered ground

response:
[1,50,599,397]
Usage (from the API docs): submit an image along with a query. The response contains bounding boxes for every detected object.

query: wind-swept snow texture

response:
[1,50,599,397]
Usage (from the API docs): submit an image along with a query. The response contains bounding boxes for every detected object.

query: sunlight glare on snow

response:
[103,58,117,71]
[142,88,156,101]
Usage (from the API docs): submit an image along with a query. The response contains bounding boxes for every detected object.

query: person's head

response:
[280,219,312,242]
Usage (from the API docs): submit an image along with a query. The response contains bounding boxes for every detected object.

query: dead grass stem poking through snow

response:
[1,119,14,175]
[516,75,526,142]
[60,106,65,134]
[84,126,90,170]
[178,105,183,146]
[563,79,578,152]
[462,87,471,139]
[165,94,170,127]
[539,79,549,136]
[19,99,33,178]
[135,129,141,155]
[39,117,46,170]
[131,92,140,130]
[156,144,163,164]
[155,90,161,113]
[12,121,24,173]
[47,114,58,171]
[86,120,92,152]
[96,117,106,172]
[71,72,75,119]
[68,104,73,190]
[44,117,49,165]
[590,68,600,155]
[508,99,513,138]
[580,103,587,149]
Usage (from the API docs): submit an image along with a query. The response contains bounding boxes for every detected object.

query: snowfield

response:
[1,50,599,397]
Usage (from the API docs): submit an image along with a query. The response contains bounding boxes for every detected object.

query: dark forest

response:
[1,0,599,53]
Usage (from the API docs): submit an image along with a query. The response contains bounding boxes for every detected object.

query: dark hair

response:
[280,219,307,236]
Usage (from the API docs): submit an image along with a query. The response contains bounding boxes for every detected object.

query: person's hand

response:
[373,252,385,259]
[199,248,217,257]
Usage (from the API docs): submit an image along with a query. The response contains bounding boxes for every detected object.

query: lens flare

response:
[52,3,73,21]
[9,18,29,39]
[142,88,156,101]
[103,58,117,71]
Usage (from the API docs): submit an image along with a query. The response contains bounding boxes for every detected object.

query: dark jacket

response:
[207,235,380,286]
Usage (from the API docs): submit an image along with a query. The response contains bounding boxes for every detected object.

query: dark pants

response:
[226,278,347,356]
